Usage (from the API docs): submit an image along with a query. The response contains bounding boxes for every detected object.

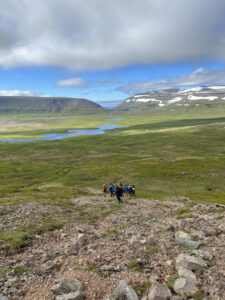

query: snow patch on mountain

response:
[168,97,182,104]
[188,95,218,101]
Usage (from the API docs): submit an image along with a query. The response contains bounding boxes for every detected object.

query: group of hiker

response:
[102,183,135,203]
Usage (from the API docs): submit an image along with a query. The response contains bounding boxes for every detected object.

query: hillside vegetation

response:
[0,105,224,299]
[0,96,103,114]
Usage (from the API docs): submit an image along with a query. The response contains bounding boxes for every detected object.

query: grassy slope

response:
[0,106,224,249]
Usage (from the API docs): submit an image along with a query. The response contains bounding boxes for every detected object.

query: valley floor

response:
[0,191,224,300]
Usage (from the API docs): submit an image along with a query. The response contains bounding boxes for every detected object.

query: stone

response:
[193,250,214,261]
[101,265,120,272]
[176,254,207,274]
[178,219,193,230]
[55,291,84,300]
[177,266,197,282]
[64,241,79,255]
[178,239,201,249]
[191,230,205,240]
[113,280,138,300]
[77,234,85,242]
[8,287,18,293]
[128,235,141,246]
[174,277,198,296]
[166,225,175,231]
[51,277,83,296]
[175,231,201,249]
[175,231,192,241]
[0,295,9,300]
[147,283,172,300]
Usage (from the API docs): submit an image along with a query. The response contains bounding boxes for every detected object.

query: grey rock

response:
[51,277,83,296]
[147,283,172,300]
[128,235,141,246]
[55,291,84,300]
[77,233,85,241]
[64,241,79,255]
[175,231,192,241]
[176,254,207,274]
[114,280,138,300]
[0,295,9,300]
[177,266,197,282]
[166,225,175,231]
[178,239,201,249]
[8,287,18,293]
[174,277,198,296]
[178,219,193,230]
[101,265,120,272]
[191,230,205,240]
[175,231,201,249]
[193,250,214,261]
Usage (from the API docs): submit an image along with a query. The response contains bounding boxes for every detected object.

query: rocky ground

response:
[0,192,224,300]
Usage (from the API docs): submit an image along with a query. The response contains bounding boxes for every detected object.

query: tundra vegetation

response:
[0,104,224,250]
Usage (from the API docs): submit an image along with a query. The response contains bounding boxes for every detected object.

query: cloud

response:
[117,68,225,93]
[56,77,86,87]
[56,77,121,88]
[0,90,49,96]
[0,0,225,70]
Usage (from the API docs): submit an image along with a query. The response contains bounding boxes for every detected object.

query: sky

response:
[0,0,225,104]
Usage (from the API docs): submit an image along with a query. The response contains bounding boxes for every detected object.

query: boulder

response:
[175,231,192,241]
[174,277,198,296]
[176,254,207,274]
[113,280,138,300]
[147,283,172,300]
[177,266,197,282]
[51,277,83,296]
[192,250,214,261]
[178,239,201,249]
[0,295,9,300]
[56,292,83,300]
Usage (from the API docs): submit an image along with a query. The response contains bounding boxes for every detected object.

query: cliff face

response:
[0,96,103,114]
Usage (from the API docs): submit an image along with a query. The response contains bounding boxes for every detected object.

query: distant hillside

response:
[117,86,225,111]
[0,96,103,114]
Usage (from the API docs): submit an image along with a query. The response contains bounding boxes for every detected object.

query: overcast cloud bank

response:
[117,68,225,93]
[0,0,225,70]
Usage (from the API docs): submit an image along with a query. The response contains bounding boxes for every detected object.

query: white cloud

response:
[56,77,86,87]
[0,90,49,97]
[118,68,225,92]
[56,77,120,88]
[0,90,36,96]
[0,0,224,70]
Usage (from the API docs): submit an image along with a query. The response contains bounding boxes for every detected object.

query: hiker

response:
[124,185,129,196]
[109,183,114,197]
[115,185,123,203]
[103,184,107,195]
[128,184,131,196]
[131,185,135,197]
[120,182,124,196]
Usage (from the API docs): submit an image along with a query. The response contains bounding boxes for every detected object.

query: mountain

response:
[0,96,103,114]
[117,86,225,110]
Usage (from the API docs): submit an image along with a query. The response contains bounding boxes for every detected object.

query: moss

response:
[140,245,160,255]
[127,261,143,272]
[133,281,152,293]
[97,229,122,238]
[166,273,179,289]
[193,290,205,300]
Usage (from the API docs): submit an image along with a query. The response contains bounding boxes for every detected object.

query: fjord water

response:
[0,122,124,143]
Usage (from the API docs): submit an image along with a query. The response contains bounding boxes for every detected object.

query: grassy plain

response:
[0,104,225,249]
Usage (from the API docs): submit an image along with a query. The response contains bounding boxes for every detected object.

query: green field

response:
[0,106,225,249]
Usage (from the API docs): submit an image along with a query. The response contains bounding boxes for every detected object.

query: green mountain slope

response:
[0,96,103,114]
